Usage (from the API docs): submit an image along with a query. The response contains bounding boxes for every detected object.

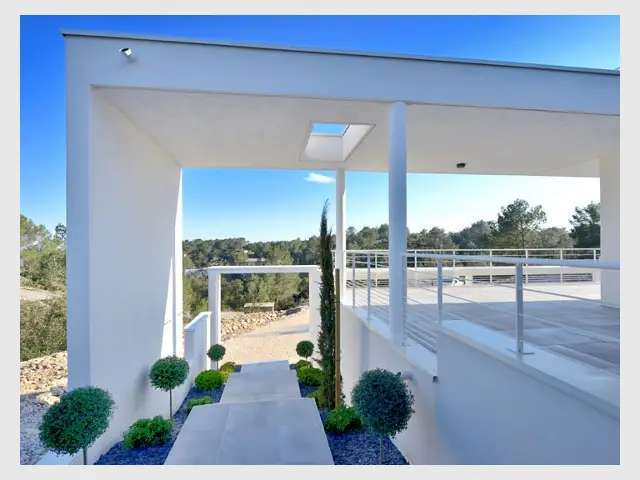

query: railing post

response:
[452,250,456,281]
[437,258,443,325]
[367,253,371,321]
[489,249,493,285]
[515,263,525,354]
[560,249,564,283]
[352,252,356,307]
[413,251,418,287]
[524,249,529,284]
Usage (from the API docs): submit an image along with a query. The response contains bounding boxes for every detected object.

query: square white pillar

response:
[335,170,347,298]
[66,89,184,462]
[599,152,620,306]
[388,101,408,346]
[208,272,222,347]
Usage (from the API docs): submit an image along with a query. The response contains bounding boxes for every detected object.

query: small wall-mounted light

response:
[456,162,467,169]
[119,47,132,57]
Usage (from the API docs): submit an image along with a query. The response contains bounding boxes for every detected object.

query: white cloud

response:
[304,173,335,184]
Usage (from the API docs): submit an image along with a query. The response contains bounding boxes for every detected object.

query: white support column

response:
[389,101,408,347]
[208,271,222,347]
[335,169,347,298]
[600,152,620,306]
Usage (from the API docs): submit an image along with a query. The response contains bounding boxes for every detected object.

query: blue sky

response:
[20,15,619,241]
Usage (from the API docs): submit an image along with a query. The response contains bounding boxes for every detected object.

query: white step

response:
[220,369,300,404]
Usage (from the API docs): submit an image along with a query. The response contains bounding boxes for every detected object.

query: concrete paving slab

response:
[220,369,300,404]
[165,398,334,465]
[240,360,290,373]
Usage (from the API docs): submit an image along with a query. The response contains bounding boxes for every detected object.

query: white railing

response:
[339,248,602,287]
[344,250,619,376]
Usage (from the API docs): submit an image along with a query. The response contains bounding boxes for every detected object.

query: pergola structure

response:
[63,30,620,460]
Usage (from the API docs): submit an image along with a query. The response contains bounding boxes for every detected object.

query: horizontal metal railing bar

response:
[411,283,619,344]
[409,269,605,304]
[404,253,618,270]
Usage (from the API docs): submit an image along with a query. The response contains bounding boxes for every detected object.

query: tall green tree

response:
[569,202,601,248]
[317,200,339,410]
[491,199,547,249]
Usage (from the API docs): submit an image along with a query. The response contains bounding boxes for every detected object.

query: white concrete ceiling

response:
[98,87,619,177]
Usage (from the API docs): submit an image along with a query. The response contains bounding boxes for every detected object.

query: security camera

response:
[456,162,466,169]
[119,47,132,57]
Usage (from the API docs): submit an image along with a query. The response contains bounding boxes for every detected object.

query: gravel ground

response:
[222,309,310,365]
[95,380,233,465]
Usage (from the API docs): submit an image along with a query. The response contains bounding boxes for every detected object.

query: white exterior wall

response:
[340,306,619,465]
[600,153,620,306]
[66,89,184,463]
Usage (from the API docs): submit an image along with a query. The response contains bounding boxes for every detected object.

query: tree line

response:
[20,198,601,322]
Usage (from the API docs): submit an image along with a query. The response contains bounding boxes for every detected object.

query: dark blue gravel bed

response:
[292,365,408,465]
[95,364,242,465]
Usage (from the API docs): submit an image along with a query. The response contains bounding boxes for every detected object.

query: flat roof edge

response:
[61,29,620,76]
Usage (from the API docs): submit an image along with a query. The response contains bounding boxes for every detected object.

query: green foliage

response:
[491,199,548,250]
[294,359,312,371]
[307,389,326,408]
[317,200,340,410]
[39,386,115,460]
[195,370,224,391]
[220,361,237,372]
[570,202,601,249]
[207,344,226,362]
[298,367,322,387]
[351,369,415,438]
[122,416,173,450]
[296,340,314,359]
[185,397,213,416]
[20,296,66,361]
[324,404,362,433]
[149,356,189,392]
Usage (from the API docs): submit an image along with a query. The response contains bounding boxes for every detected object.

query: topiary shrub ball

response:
[351,368,415,464]
[298,367,322,387]
[207,344,226,363]
[123,416,173,450]
[296,340,314,359]
[39,386,115,464]
[149,356,190,392]
[195,370,225,391]
[149,356,190,417]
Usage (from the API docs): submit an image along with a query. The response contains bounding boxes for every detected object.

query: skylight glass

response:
[311,122,349,136]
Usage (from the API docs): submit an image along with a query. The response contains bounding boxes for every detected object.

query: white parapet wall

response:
[340,305,620,465]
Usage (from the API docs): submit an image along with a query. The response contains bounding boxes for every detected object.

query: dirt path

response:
[222,309,311,365]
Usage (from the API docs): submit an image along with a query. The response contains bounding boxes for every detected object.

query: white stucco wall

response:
[66,89,184,463]
[340,306,619,465]
[600,153,620,306]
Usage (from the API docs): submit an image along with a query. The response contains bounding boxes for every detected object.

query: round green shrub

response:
[298,367,322,387]
[185,396,213,416]
[149,356,189,392]
[324,403,362,433]
[195,370,224,391]
[294,359,312,371]
[351,368,415,463]
[220,361,236,372]
[39,386,115,463]
[207,344,226,362]
[296,340,314,359]
[123,416,173,450]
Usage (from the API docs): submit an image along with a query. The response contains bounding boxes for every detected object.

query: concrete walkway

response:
[164,360,334,465]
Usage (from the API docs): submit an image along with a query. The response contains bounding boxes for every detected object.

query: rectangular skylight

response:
[311,122,349,136]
